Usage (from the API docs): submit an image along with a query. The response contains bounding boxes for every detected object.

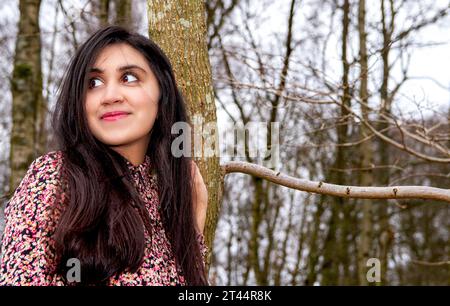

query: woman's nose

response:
[101,83,124,105]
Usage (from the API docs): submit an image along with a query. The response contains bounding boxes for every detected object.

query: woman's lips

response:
[101,112,130,121]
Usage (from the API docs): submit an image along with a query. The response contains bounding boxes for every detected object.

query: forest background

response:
[0,0,449,285]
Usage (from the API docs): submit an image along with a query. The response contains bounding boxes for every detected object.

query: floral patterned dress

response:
[0,151,207,286]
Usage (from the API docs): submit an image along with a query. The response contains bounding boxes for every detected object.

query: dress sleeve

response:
[0,152,63,286]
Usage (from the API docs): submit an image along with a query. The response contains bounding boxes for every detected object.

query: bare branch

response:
[339,101,450,163]
[223,161,450,203]
[223,77,450,162]
[411,259,450,266]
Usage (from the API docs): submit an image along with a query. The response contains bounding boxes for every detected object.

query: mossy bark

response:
[9,0,45,194]
[147,0,223,271]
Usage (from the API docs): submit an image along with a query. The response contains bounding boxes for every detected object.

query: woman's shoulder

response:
[8,150,66,204]
[22,150,66,181]
[3,151,67,232]
[30,150,64,172]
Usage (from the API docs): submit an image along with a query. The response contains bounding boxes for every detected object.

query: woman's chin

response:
[97,138,130,147]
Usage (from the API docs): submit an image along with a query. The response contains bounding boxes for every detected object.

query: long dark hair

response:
[51,26,207,285]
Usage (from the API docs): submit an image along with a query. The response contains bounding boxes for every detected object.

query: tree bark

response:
[115,0,132,29]
[321,0,352,285]
[249,177,265,284]
[357,0,374,286]
[147,0,223,271]
[99,0,110,25]
[376,0,396,284]
[9,0,44,194]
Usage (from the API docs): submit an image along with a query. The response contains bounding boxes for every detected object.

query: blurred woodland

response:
[0,0,449,285]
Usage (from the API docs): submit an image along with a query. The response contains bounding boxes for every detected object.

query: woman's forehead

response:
[92,43,150,71]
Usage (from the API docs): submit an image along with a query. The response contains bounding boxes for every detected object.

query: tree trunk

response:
[147,0,223,271]
[9,0,44,194]
[321,0,352,285]
[115,0,132,29]
[249,177,265,285]
[304,197,325,285]
[99,0,110,25]
[357,0,374,286]
[376,0,396,284]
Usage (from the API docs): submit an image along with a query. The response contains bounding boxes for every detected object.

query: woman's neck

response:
[109,135,150,166]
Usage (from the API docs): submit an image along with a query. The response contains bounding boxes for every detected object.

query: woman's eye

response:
[89,78,103,89]
[123,73,138,83]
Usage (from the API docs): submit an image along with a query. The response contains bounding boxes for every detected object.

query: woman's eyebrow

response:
[89,64,147,74]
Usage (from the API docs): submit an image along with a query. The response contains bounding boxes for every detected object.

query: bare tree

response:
[9,0,45,194]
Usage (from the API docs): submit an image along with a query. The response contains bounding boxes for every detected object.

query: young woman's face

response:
[85,43,160,150]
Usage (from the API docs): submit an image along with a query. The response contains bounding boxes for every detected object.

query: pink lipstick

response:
[101,111,130,121]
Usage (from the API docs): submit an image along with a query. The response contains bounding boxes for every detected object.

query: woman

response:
[0,26,209,286]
